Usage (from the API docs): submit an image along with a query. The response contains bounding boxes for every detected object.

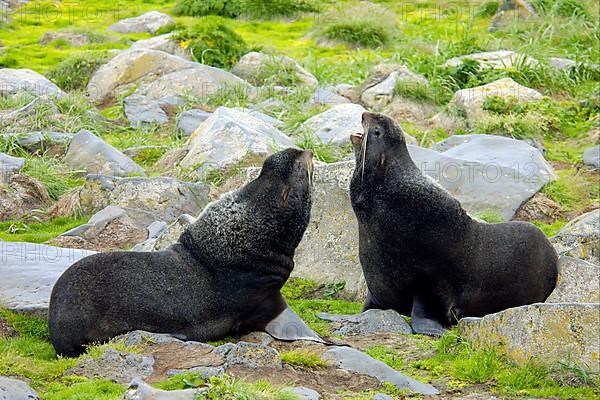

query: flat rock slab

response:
[0,242,94,314]
[458,303,600,372]
[0,376,40,400]
[317,309,412,336]
[322,346,439,395]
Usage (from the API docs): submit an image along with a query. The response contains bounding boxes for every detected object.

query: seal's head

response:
[351,112,410,180]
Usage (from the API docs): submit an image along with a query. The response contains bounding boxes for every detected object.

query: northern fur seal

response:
[49,148,319,356]
[349,112,558,336]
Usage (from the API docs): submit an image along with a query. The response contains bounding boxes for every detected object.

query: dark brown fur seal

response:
[349,112,558,335]
[49,148,317,356]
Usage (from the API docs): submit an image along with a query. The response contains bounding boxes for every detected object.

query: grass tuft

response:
[281,349,327,368]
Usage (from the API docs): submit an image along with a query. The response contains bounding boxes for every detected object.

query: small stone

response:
[214,341,282,369]
[0,377,40,400]
[66,349,154,384]
[549,57,577,71]
[124,95,169,127]
[123,378,202,400]
[108,11,174,34]
[372,394,393,400]
[114,330,185,347]
[317,309,412,336]
[583,145,599,169]
[176,109,211,137]
[288,387,321,400]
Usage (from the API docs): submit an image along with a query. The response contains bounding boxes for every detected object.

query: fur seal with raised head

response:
[49,148,320,356]
[349,112,558,335]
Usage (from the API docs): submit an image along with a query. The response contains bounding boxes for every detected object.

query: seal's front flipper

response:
[411,297,447,337]
[265,306,325,344]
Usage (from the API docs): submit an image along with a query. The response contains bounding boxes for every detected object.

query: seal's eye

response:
[372,127,382,137]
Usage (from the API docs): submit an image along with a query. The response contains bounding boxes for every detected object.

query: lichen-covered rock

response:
[360,64,428,109]
[0,377,40,400]
[0,174,51,221]
[443,50,538,70]
[449,78,542,126]
[214,341,282,369]
[0,68,64,98]
[317,309,412,336]
[50,175,209,223]
[583,145,599,169]
[458,303,600,371]
[298,103,366,146]
[64,130,145,177]
[546,256,599,303]
[179,107,295,172]
[552,209,599,263]
[232,51,318,86]
[108,11,174,34]
[66,349,155,384]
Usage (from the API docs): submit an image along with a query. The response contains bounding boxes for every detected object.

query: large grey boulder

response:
[449,78,543,125]
[552,209,599,263]
[130,33,189,59]
[0,242,94,314]
[179,107,295,173]
[51,175,209,224]
[176,109,211,137]
[298,103,366,146]
[322,347,439,395]
[232,51,318,86]
[414,135,555,220]
[108,11,174,34]
[443,50,538,70]
[546,256,599,303]
[0,152,25,183]
[360,64,428,109]
[64,130,144,177]
[583,145,599,169]
[0,377,40,400]
[458,303,600,372]
[0,68,64,98]
[317,309,412,336]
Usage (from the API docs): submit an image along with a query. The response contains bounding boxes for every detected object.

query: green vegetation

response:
[476,211,506,223]
[173,0,317,19]
[46,52,110,91]
[0,216,89,243]
[287,299,362,337]
[173,17,248,68]
[281,349,327,368]
[173,0,241,18]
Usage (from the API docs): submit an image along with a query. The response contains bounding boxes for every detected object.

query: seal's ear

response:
[280,185,290,205]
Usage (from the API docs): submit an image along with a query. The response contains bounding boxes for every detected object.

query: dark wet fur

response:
[49,149,313,356]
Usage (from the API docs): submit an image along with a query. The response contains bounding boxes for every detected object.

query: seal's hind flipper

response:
[265,306,325,343]
[410,297,447,337]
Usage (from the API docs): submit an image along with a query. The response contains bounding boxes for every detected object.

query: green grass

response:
[475,211,506,223]
[287,299,362,337]
[0,216,89,243]
[541,169,596,212]
[45,52,110,91]
[280,349,327,368]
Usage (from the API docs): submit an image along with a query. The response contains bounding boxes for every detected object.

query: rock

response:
[130,33,189,59]
[0,152,25,183]
[546,256,600,303]
[360,64,428,109]
[66,349,154,384]
[449,78,543,126]
[154,148,189,174]
[50,175,209,224]
[422,135,555,220]
[310,86,350,105]
[114,331,186,347]
[123,379,202,400]
[488,0,538,32]
[443,50,538,70]
[64,129,145,177]
[0,242,93,314]
[232,51,318,86]
[372,395,393,400]
[552,209,599,263]
[87,49,197,103]
[0,377,40,400]
[2,131,73,156]
[317,309,412,336]
[583,145,599,169]
[322,346,439,395]
[233,108,284,127]
[108,11,174,34]
[0,96,59,127]
[0,174,52,222]
[298,103,366,146]
[179,107,295,173]
[458,303,600,371]
[133,214,196,252]
[0,316,17,339]
[549,57,577,71]
[239,331,275,347]
[123,95,169,127]
[513,192,561,224]
[289,387,321,400]
[40,31,111,47]
[47,206,154,251]
[214,341,282,369]
[176,109,211,137]
[0,68,64,98]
